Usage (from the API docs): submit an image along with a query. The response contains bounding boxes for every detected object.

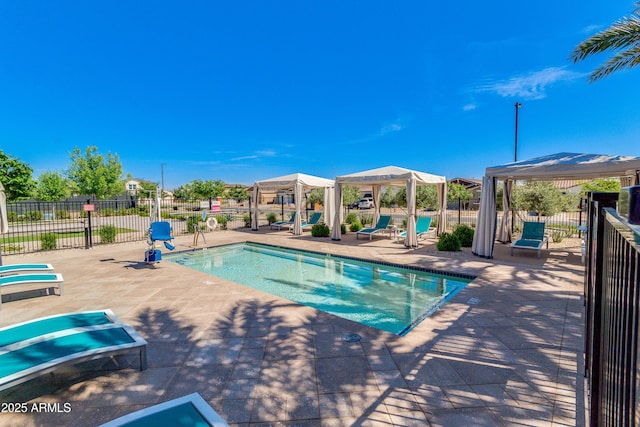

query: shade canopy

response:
[472,152,640,258]
[251,173,335,235]
[331,165,447,246]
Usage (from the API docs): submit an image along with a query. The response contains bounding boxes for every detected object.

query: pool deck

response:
[0,228,586,426]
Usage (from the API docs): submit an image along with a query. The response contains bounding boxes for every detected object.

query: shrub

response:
[137,205,150,216]
[437,232,461,251]
[40,233,57,251]
[341,224,347,234]
[266,212,278,225]
[99,225,117,243]
[100,208,116,217]
[25,211,44,221]
[56,210,71,219]
[186,215,200,233]
[551,229,565,243]
[360,214,373,226]
[349,221,363,232]
[215,215,228,230]
[345,212,358,224]
[311,223,331,237]
[243,214,251,228]
[452,224,474,247]
[7,212,18,222]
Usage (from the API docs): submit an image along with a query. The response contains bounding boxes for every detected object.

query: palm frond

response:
[589,44,640,81]
[570,15,640,62]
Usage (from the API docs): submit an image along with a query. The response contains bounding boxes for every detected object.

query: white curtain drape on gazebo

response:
[331,184,343,240]
[404,177,417,248]
[497,180,512,243]
[251,173,335,236]
[472,152,640,258]
[332,166,447,247]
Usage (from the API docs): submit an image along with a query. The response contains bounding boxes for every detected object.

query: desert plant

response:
[56,209,71,219]
[311,223,331,237]
[243,214,251,227]
[25,211,44,221]
[215,215,228,230]
[551,229,565,243]
[341,224,347,234]
[266,212,278,224]
[452,225,474,247]
[350,221,363,232]
[99,225,117,243]
[40,232,57,251]
[437,232,461,251]
[345,212,358,224]
[360,214,373,226]
[7,212,18,222]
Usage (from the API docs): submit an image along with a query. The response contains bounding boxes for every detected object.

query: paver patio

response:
[0,228,586,426]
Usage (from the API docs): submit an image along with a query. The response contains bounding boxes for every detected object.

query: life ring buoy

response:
[206,217,218,230]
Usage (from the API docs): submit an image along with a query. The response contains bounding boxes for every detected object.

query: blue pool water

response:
[165,243,473,336]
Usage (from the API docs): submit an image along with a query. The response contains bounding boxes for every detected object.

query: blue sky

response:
[1,1,639,190]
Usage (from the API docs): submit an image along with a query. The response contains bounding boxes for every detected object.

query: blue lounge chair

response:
[0,273,64,309]
[0,309,147,391]
[356,215,392,240]
[0,263,54,276]
[396,217,435,242]
[99,393,229,427]
[291,212,322,231]
[270,212,296,230]
[511,221,549,258]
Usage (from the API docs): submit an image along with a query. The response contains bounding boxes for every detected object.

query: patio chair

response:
[356,215,392,240]
[0,263,54,276]
[99,392,229,427]
[510,221,549,258]
[0,273,64,309]
[0,310,147,391]
[395,217,435,242]
[291,212,322,231]
[270,212,296,230]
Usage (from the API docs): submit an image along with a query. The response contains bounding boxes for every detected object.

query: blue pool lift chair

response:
[149,221,175,251]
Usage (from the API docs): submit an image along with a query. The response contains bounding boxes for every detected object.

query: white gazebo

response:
[251,173,335,235]
[0,182,8,266]
[472,152,640,258]
[330,165,447,247]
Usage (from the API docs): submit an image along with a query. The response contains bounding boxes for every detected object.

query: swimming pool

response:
[165,243,473,336]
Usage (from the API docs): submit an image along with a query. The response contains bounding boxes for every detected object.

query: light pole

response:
[514,102,522,162]
[161,163,165,195]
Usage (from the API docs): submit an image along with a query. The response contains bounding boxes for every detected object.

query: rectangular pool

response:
[165,243,473,335]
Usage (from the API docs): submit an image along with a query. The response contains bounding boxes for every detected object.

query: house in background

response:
[449,177,482,210]
[125,179,141,195]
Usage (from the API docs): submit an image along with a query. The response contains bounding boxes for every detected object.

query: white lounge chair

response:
[0,273,64,309]
[0,309,147,391]
[99,393,229,427]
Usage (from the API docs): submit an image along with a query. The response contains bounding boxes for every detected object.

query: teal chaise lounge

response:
[0,273,64,309]
[356,215,392,240]
[270,212,296,230]
[99,393,229,427]
[0,309,147,391]
[0,263,54,276]
[511,221,549,258]
[395,216,436,242]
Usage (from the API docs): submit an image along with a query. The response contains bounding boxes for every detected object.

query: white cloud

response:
[230,149,277,161]
[476,66,585,100]
[463,103,477,111]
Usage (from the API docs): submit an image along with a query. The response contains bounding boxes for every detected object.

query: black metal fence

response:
[584,192,640,426]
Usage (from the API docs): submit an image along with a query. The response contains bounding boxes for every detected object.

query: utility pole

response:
[161,163,165,195]
[514,102,522,162]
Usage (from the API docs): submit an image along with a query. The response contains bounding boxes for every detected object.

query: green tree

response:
[0,150,34,201]
[191,179,226,206]
[228,185,250,203]
[342,185,361,207]
[380,187,397,208]
[35,171,69,202]
[512,182,565,218]
[448,183,472,206]
[394,186,438,210]
[581,178,622,194]
[67,146,123,199]
[172,184,193,200]
[306,188,324,207]
[570,2,640,81]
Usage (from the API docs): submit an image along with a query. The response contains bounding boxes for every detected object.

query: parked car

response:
[348,201,360,209]
[357,197,375,209]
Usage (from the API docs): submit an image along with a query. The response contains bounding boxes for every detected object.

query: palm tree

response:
[570,2,640,81]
